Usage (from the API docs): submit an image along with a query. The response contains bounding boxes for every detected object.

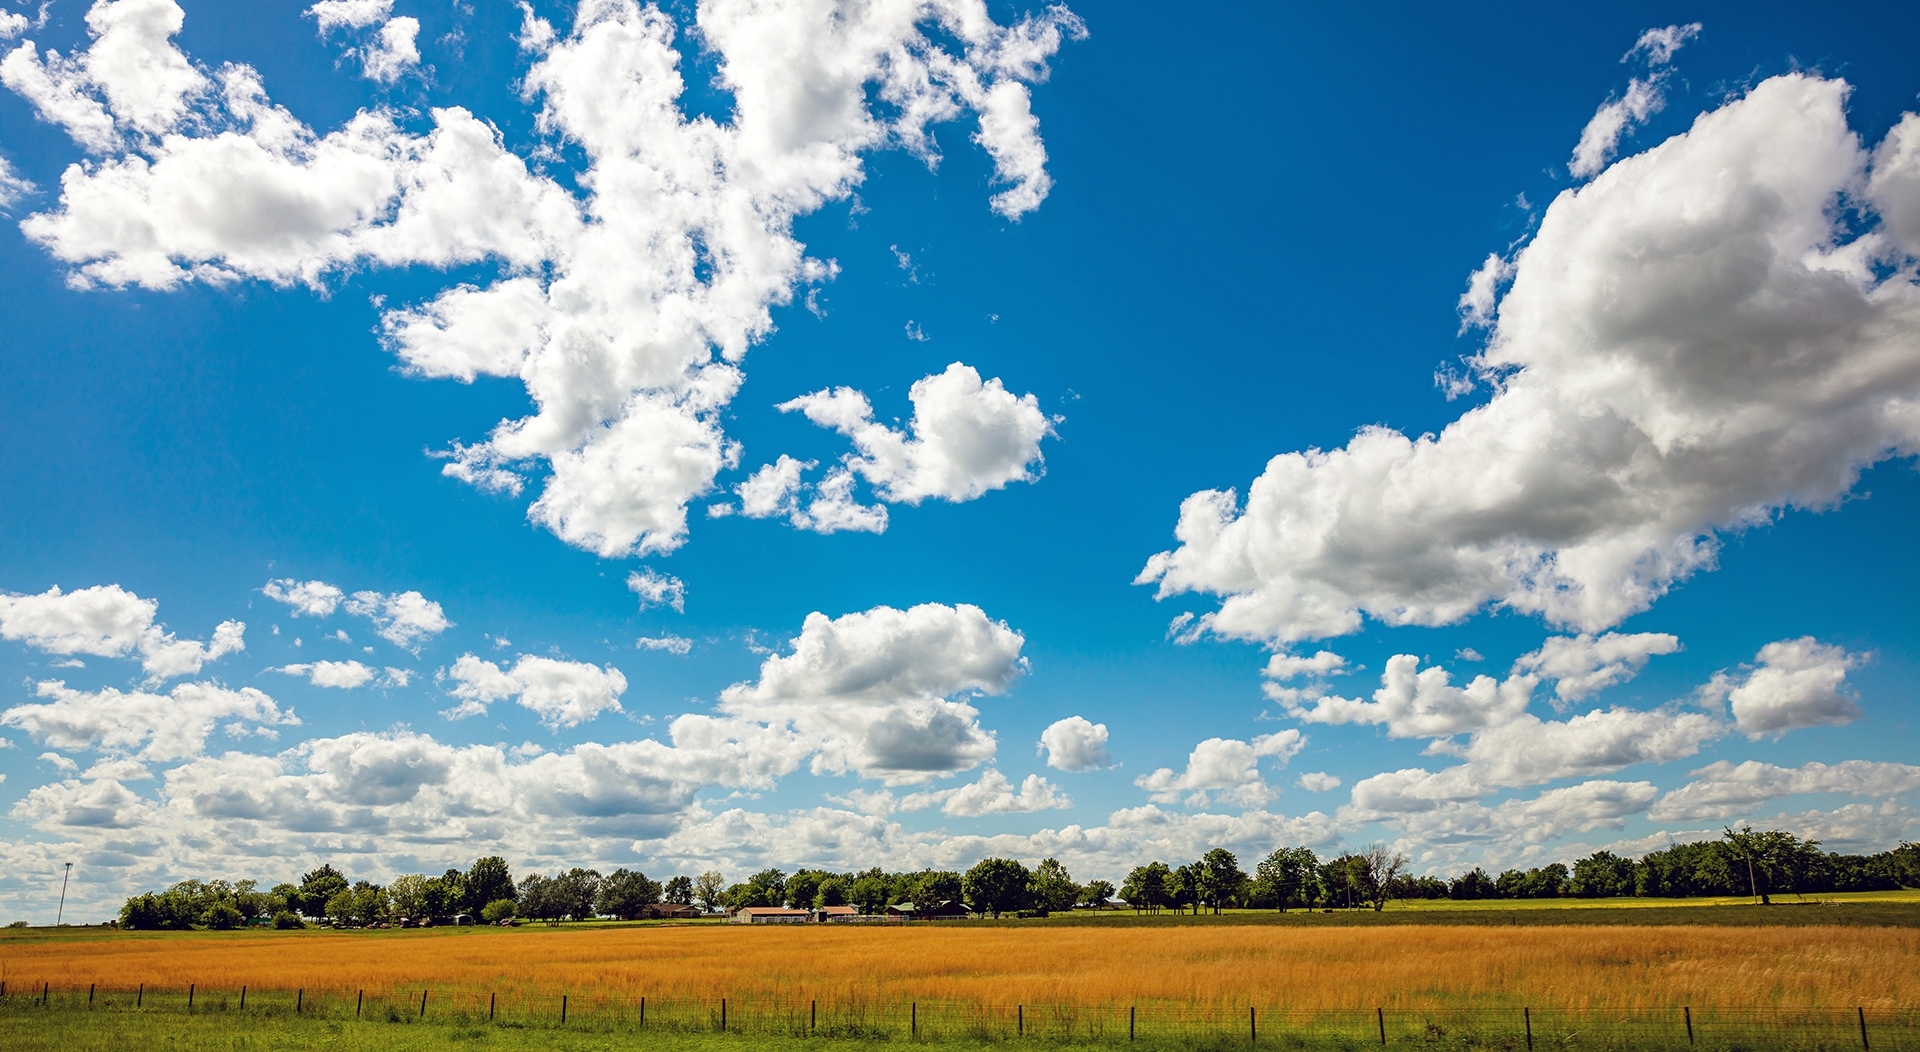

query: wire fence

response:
[1,982,1915,1048]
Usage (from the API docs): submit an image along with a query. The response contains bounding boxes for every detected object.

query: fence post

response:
[1376,1006,1384,1046]
[90,983,95,1008]
[913,1002,918,1038]
[490,993,496,1021]
[640,995,645,1026]
[1524,1007,1532,1052]
[1019,1005,1024,1037]
[810,999,814,1033]
[356,989,363,1019]
[420,989,428,1019]
[1859,1007,1870,1051]
[42,982,48,1006]
[187,984,193,1010]
[297,989,303,1014]
[241,985,247,1010]
[1250,1006,1257,1045]
[1130,1005,1135,1042]
[1684,1006,1693,1045]
[137,983,143,1008]
[721,997,726,1032]
[562,994,568,1026]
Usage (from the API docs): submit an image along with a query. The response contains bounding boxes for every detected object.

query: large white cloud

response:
[718,602,1025,784]
[6,0,1081,560]
[0,679,297,762]
[443,654,628,729]
[0,584,243,680]
[1038,715,1109,772]
[1138,73,1920,645]
[746,362,1058,533]
[898,768,1070,817]
[1510,631,1680,705]
[1699,637,1865,739]
[1132,730,1303,809]
[1649,759,1920,822]
[342,590,451,649]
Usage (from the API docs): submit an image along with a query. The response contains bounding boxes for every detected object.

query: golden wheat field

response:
[1,923,1913,1012]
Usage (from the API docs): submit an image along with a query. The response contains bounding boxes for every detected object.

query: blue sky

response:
[2,0,1919,921]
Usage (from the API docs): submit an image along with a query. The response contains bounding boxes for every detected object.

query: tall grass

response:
[2,923,1913,1011]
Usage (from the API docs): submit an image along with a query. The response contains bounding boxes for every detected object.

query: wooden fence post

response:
[42,982,48,1006]
[187,984,193,1010]
[137,983,143,1008]
[720,997,726,1032]
[89,983,95,1008]
[240,985,247,1010]
[912,1002,918,1038]
[489,993,495,1021]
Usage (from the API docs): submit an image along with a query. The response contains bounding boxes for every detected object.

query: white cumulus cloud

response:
[1697,637,1866,739]
[1138,73,1920,646]
[718,602,1025,785]
[1649,759,1920,822]
[899,768,1070,816]
[0,679,297,762]
[1133,731,1303,809]
[1038,715,1109,772]
[5,0,1080,560]
[271,660,378,689]
[263,578,344,617]
[342,589,451,649]
[627,568,685,613]
[1510,631,1681,704]
[0,584,243,681]
[444,653,627,729]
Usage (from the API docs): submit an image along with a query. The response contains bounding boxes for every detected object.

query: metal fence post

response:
[89,983,95,1008]
[137,984,143,1008]
[1250,1006,1256,1045]
[297,989,303,1014]
[1859,1007,1870,1051]
[1130,1005,1135,1042]
[562,994,568,1025]
[721,997,726,1032]
[913,1002,918,1038]
[187,984,193,1010]
[1376,1006,1385,1045]
[240,985,246,1011]
[1524,1007,1532,1052]
[1019,1005,1024,1037]
[810,999,815,1033]
[356,989,363,1019]
[489,993,495,1021]
[1684,1006,1693,1045]
[420,989,428,1019]
[41,982,48,1006]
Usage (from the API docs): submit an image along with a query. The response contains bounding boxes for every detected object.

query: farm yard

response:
[3,902,1919,1050]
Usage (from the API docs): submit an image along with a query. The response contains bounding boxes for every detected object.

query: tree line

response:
[116,827,1920,929]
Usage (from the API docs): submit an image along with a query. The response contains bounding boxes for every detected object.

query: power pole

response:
[56,863,73,926]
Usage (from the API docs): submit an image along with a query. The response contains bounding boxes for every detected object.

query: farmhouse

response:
[729,906,811,924]
[815,905,859,922]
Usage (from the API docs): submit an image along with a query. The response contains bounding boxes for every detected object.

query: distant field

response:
[2,910,1916,1012]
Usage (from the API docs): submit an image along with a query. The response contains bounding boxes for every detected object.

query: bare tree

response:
[1357,843,1409,911]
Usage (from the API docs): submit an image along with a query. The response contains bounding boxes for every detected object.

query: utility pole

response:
[55,863,72,926]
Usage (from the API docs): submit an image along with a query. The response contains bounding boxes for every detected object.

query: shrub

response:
[201,902,244,930]
[481,898,517,924]
[272,910,305,930]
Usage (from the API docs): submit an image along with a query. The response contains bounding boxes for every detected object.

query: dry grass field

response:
[1,920,1914,1012]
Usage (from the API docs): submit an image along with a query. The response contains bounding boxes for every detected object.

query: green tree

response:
[464,857,516,915]
[1080,879,1116,907]
[598,869,663,919]
[663,875,695,905]
[297,865,349,919]
[1256,847,1319,911]
[912,870,964,906]
[784,870,825,910]
[816,876,849,907]
[850,875,890,914]
[1570,851,1635,898]
[1120,863,1171,913]
[201,901,243,930]
[1168,863,1201,914]
[389,874,430,920]
[554,868,603,920]
[1030,858,1078,914]
[481,899,517,924]
[693,871,727,910]
[1354,844,1409,911]
[962,858,1032,917]
[1196,848,1248,913]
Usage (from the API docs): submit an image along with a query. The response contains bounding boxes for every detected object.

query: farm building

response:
[729,906,811,924]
